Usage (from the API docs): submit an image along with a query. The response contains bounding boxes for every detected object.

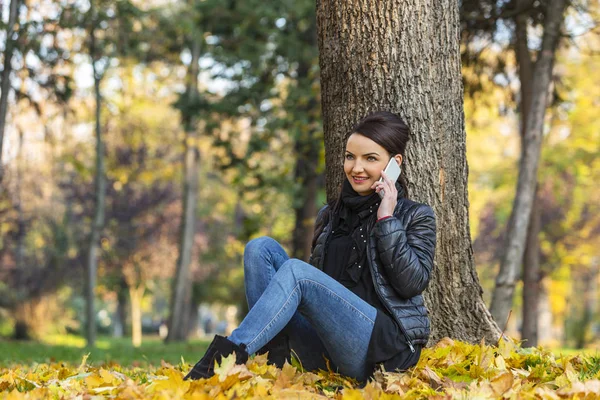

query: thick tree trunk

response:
[85,5,106,347]
[0,0,20,185]
[166,37,201,343]
[489,0,567,326]
[521,185,542,346]
[187,301,199,338]
[316,0,501,343]
[129,285,144,347]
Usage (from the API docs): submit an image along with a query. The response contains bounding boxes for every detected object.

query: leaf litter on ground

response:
[2,337,600,399]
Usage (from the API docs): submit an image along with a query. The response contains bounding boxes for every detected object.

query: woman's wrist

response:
[377,215,393,223]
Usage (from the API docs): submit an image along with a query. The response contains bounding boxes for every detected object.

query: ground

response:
[1,335,600,398]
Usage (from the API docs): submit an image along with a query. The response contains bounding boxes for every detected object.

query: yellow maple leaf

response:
[490,371,514,396]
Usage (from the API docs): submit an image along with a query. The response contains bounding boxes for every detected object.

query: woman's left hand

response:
[371,170,397,220]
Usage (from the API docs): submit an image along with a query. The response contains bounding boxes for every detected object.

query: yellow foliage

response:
[3,338,600,398]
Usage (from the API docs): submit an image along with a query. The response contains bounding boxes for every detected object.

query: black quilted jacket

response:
[308,197,437,348]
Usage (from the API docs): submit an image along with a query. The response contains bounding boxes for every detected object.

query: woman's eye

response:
[345,154,354,160]
[368,156,377,162]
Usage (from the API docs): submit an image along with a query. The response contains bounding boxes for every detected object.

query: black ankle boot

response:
[256,334,290,368]
[184,335,249,380]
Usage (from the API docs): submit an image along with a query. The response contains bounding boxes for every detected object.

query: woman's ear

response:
[394,154,403,166]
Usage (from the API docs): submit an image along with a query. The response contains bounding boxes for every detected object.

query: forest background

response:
[0,0,598,356]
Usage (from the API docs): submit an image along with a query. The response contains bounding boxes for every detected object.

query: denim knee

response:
[278,259,314,283]
[244,236,277,263]
[245,236,279,255]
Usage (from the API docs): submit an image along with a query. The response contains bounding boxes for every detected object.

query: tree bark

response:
[489,0,567,326]
[166,37,201,342]
[0,0,20,185]
[521,184,542,346]
[316,0,501,343]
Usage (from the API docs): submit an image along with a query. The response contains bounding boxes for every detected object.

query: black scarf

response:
[331,179,407,283]
[331,180,382,283]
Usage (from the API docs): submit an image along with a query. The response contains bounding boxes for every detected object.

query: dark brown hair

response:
[311,112,411,250]
[349,111,410,196]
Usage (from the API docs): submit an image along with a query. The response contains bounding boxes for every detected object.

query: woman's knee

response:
[244,237,278,265]
[278,259,315,282]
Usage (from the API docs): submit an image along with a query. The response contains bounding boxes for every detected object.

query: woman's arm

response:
[373,203,436,299]
[308,205,329,266]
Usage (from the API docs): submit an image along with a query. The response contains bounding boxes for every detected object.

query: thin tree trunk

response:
[292,146,318,261]
[86,2,106,347]
[291,68,320,262]
[514,3,534,137]
[0,0,20,185]
[514,7,542,346]
[521,184,542,346]
[166,37,201,343]
[113,278,128,338]
[15,127,24,271]
[291,24,321,262]
[317,0,501,343]
[489,0,567,327]
[129,285,144,348]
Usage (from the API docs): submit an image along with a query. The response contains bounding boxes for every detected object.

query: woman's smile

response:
[352,176,370,184]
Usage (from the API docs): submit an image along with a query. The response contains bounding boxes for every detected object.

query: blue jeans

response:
[228,236,377,381]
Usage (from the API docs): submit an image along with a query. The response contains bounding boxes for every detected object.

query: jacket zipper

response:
[366,233,416,353]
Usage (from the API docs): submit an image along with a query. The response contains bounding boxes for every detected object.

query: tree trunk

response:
[292,143,319,261]
[291,61,320,262]
[0,0,19,185]
[316,0,501,343]
[15,128,24,271]
[514,3,534,137]
[113,278,128,338]
[521,184,542,346]
[85,2,106,348]
[129,285,144,348]
[537,280,554,344]
[513,5,542,347]
[489,0,567,326]
[187,301,199,338]
[290,23,321,262]
[166,37,201,343]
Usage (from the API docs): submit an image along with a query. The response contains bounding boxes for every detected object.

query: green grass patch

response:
[0,334,209,367]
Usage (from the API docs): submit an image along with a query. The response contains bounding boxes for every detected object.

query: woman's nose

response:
[352,161,365,173]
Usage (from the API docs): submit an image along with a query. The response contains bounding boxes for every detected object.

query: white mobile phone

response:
[378,157,402,199]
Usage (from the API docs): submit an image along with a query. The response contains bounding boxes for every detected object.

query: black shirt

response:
[324,227,421,376]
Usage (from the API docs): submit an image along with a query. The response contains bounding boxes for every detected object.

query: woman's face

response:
[344,133,401,196]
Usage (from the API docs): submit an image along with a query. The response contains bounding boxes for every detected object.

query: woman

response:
[185,111,436,383]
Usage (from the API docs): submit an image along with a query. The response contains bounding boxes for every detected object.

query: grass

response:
[0,334,209,367]
[2,333,599,369]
